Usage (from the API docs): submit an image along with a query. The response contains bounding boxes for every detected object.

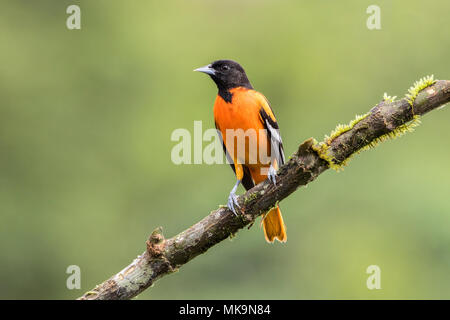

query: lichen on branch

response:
[312,75,437,171]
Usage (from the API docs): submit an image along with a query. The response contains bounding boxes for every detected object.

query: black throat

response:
[216,82,253,103]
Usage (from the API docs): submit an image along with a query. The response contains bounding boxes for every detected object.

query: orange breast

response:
[214,87,271,170]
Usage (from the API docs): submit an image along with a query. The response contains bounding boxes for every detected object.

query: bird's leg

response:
[267,165,277,185]
[227,179,241,216]
[267,160,277,186]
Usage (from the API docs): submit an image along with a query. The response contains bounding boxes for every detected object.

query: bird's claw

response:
[227,191,240,216]
[268,165,277,186]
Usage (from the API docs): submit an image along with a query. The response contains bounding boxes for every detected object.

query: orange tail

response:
[262,206,287,243]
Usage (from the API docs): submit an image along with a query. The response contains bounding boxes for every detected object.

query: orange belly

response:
[214,87,271,181]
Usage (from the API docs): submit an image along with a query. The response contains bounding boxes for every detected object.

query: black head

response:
[195,60,253,102]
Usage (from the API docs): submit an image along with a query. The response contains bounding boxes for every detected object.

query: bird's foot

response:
[227,190,240,216]
[268,165,277,185]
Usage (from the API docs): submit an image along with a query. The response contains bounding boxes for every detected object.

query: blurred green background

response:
[0,0,449,299]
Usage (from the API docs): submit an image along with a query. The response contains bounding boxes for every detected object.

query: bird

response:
[195,59,287,243]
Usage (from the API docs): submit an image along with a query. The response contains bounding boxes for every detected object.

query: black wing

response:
[259,107,285,167]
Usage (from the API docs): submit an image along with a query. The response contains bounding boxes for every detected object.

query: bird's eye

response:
[221,65,230,71]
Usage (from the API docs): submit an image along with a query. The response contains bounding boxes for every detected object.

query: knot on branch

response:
[296,138,317,167]
[146,227,165,258]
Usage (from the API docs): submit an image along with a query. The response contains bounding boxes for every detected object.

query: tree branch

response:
[79,78,450,300]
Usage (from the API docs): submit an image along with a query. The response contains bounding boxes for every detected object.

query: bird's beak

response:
[194,64,215,75]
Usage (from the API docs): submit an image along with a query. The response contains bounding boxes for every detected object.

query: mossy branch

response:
[79,78,450,300]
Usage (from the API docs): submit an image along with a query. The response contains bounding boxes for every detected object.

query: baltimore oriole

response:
[195,59,287,243]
